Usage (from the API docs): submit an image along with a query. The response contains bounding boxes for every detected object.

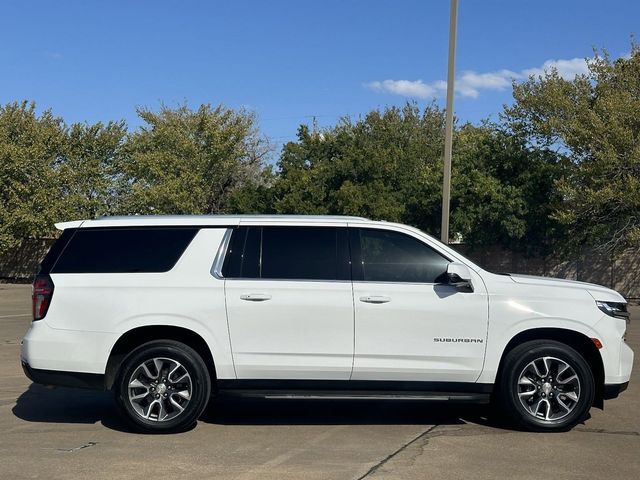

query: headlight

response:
[596,301,630,321]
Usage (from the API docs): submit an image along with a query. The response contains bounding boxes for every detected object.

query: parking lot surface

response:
[1,283,639,479]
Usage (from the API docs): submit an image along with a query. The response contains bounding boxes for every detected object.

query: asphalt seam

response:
[575,427,640,436]
[354,425,439,480]
[57,441,98,453]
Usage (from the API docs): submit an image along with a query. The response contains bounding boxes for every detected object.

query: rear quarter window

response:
[51,227,199,273]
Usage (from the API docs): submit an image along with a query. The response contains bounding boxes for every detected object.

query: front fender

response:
[477,316,600,383]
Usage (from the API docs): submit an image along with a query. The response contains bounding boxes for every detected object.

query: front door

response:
[224,225,354,380]
[350,226,489,383]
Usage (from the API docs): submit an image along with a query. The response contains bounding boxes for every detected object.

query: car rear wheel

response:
[115,340,211,433]
[496,340,595,431]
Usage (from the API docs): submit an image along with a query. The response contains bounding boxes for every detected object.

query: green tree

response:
[0,102,66,253]
[120,104,271,215]
[504,46,640,253]
[274,103,446,232]
[272,103,563,253]
[451,124,566,255]
[228,166,277,214]
[56,120,128,219]
[0,102,127,255]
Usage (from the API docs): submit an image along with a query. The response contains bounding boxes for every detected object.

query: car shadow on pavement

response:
[202,397,495,428]
[12,383,134,432]
[13,383,503,432]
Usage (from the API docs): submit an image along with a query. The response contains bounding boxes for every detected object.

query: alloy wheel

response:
[127,357,193,422]
[517,356,581,421]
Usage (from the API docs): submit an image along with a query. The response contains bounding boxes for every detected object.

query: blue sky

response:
[1,1,637,148]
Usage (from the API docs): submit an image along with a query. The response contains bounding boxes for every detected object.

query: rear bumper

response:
[20,320,116,374]
[603,381,629,400]
[22,361,104,390]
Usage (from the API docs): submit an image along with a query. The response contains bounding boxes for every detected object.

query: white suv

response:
[21,215,633,432]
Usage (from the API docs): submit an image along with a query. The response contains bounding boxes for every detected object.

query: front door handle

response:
[240,293,272,302]
[359,295,391,304]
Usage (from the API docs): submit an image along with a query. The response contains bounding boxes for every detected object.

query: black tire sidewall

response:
[500,340,595,431]
[115,340,211,433]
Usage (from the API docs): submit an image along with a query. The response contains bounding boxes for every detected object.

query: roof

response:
[55,214,371,230]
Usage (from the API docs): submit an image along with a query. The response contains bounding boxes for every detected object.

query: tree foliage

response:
[451,124,566,255]
[504,46,640,253]
[0,101,127,254]
[274,104,446,233]
[120,104,271,215]
[271,104,564,254]
[57,120,128,219]
[0,102,271,255]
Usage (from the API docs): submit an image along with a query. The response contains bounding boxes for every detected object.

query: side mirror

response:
[446,262,473,292]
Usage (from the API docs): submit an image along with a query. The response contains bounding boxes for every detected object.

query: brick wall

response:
[0,238,54,282]
[454,244,640,300]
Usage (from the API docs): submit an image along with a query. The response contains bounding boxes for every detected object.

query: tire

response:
[114,340,211,433]
[496,340,595,432]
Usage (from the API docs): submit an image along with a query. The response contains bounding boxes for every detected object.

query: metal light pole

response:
[441,0,458,244]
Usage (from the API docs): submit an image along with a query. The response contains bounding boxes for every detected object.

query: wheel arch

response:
[104,325,217,390]
[495,328,605,408]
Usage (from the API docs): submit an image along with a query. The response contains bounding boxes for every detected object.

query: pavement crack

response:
[56,441,98,452]
[354,425,439,480]
[575,427,640,436]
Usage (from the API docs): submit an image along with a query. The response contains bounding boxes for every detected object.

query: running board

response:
[217,390,490,403]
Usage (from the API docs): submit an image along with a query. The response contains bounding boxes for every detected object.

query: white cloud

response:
[366,79,445,98]
[366,56,591,100]
[456,69,517,98]
[521,58,589,80]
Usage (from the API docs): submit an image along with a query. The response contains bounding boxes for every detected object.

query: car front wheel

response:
[497,340,595,431]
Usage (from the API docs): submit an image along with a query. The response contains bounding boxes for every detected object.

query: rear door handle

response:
[240,293,272,302]
[359,295,391,304]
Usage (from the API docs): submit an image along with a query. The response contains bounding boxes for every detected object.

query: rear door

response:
[223,224,354,379]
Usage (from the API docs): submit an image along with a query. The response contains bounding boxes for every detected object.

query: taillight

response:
[32,274,54,321]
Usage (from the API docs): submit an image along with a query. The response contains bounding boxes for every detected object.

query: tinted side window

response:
[221,227,261,278]
[242,227,261,278]
[223,226,350,280]
[221,227,246,278]
[39,228,77,274]
[356,228,449,283]
[261,227,349,280]
[51,228,198,273]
